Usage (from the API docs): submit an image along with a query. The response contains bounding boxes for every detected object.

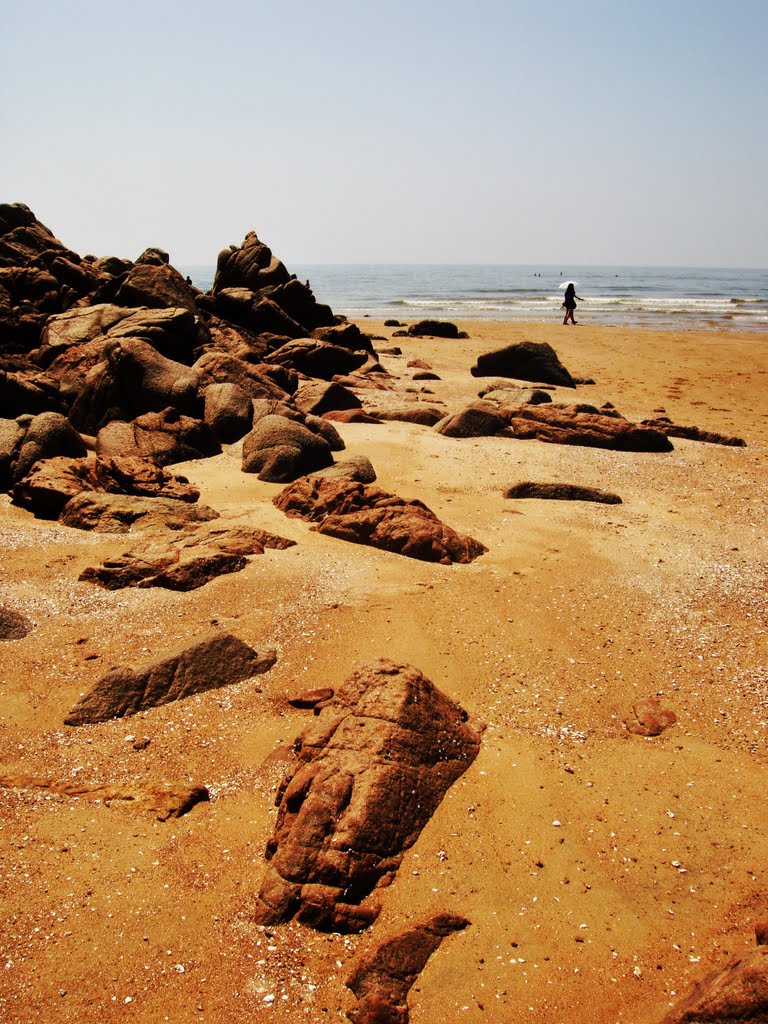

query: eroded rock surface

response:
[642,416,747,447]
[659,947,768,1024]
[274,475,487,564]
[505,403,674,452]
[625,697,677,737]
[346,913,471,1024]
[252,660,482,932]
[65,632,276,725]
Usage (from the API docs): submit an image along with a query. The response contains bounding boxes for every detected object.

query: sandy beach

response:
[1,318,767,1024]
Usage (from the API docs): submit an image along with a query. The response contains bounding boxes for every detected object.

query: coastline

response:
[1,317,767,1024]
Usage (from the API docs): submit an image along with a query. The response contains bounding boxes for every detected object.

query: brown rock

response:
[65,632,276,725]
[642,416,746,447]
[504,481,622,504]
[265,339,369,380]
[505,403,674,452]
[625,697,677,736]
[212,231,291,294]
[407,320,467,339]
[294,380,363,416]
[241,414,334,482]
[287,688,335,710]
[274,475,487,565]
[96,407,221,467]
[346,913,471,1024]
[470,341,576,387]
[11,411,87,482]
[659,947,768,1024]
[434,406,509,438]
[253,660,482,932]
[0,605,34,640]
[369,407,445,427]
[59,491,219,533]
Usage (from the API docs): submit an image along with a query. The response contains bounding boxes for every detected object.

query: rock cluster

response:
[252,659,482,932]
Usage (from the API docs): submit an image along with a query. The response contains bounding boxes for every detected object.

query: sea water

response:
[181,264,768,332]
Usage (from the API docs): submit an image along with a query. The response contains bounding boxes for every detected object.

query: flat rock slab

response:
[504,481,622,504]
[79,521,295,591]
[60,491,220,533]
[275,475,487,565]
[346,913,470,1024]
[506,403,674,452]
[65,632,276,725]
[0,774,209,821]
[252,659,482,933]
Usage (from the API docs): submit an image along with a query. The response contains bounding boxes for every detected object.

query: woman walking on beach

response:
[562,282,582,325]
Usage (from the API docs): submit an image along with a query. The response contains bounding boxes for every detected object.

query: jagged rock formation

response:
[274,475,487,564]
[346,914,471,1024]
[65,633,276,725]
[252,660,482,932]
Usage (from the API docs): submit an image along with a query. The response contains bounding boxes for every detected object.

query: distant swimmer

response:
[561,282,582,325]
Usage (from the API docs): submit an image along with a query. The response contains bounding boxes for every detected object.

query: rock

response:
[480,386,553,410]
[0,605,34,640]
[274,475,487,565]
[0,773,209,821]
[365,406,446,427]
[322,409,383,425]
[212,231,291,293]
[346,913,471,1024]
[304,414,346,452]
[641,416,746,447]
[0,363,66,417]
[241,414,334,482]
[625,697,677,736]
[12,455,200,519]
[59,491,219,533]
[96,407,221,467]
[412,370,440,381]
[203,382,254,443]
[65,632,276,725]
[252,659,481,932]
[434,406,509,438]
[265,339,369,380]
[384,320,403,328]
[504,481,622,504]
[12,411,87,482]
[192,350,289,401]
[201,315,270,363]
[0,417,25,489]
[287,688,335,710]
[406,320,467,339]
[313,456,377,484]
[757,922,768,946]
[267,279,337,333]
[407,359,432,370]
[504,403,674,452]
[114,261,199,314]
[294,380,363,416]
[471,341,576,387]
[659,947,768,1024]
[78,520,295,590]
[311,322,375,354]
[68,337,202,434]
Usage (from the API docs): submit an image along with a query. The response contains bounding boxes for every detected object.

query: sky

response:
[1,0,766,267]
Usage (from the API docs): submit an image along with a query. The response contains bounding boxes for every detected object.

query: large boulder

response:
[95,407,221,467]
[212,231,291,293]
[264,339,369,380]
[68,337,201,434]
[471,341,576,387]
[203,382,254,443]
[11,411,87,482]
[192,350,288,402]
[114,261,199,314]
[0,417,25,489]
[65,633,276,725]
[241,414,334,482]
[274,475,487,565]
[0,363,66,417]
[293,380,362,417]
[252,660,482,932]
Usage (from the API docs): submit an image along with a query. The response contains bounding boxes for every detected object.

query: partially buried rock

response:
[406,320,467,339]
[241,413,334,482]
[641,416,746,447]
[346,913,471,1024]
[505,403,673,452]
[65,632,276,725]
[60,491,219,533]
[659,947,768,1024]
[275,475,487,564]
[252,659,482,932]
[0,605,33,640]
[471,341,575,388]
[625,697,677,737]
[505,481,622,504]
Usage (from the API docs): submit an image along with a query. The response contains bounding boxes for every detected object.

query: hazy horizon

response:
[2,1,766,269]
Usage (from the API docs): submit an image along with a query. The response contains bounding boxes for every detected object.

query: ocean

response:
[180,264,768,332]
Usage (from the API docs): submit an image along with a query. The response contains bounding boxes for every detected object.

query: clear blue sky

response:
[1,0,766,267]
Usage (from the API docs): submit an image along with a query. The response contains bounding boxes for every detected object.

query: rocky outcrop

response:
[275,475,487,565]
[95,408,221,467]
[241,414,335,482]
[504,481,622,504]
[504,403,674,452]
[252,660,482,932]
[78,520,295,590]
[0,605,34,640]
[12,455,200,519]
[659,947,768,1024]
[212,231,291,294]
[625,698,677,737]
[346,914,471,1024]
[65,632,276,725]
[471,341,576,387]
[641,416,747,447]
